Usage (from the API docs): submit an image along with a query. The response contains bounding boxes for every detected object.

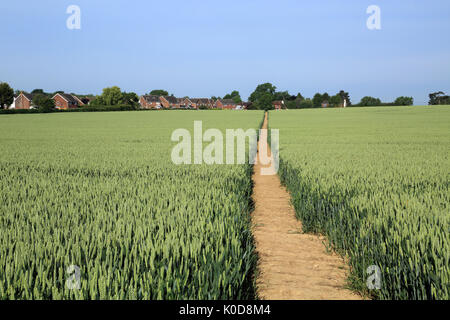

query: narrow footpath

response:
[251,112,361,300]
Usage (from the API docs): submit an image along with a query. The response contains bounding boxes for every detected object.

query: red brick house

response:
[15,93,35,109]
[160,96,181,109]
[52,93,84,109]
[243,102,254,110]
[215,99,238,110]
[273,100,284,110]
[80,96,94,105]
[190,98,214,109]
[178,98,195,109]
[140,95,163,109]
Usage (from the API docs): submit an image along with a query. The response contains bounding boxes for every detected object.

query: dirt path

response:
[251,112,361,300]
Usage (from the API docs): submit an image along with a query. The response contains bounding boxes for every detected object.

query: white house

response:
[8,96,17,109]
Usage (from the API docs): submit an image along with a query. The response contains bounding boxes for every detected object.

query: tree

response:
[249,83,277,103]
[339,90,351,106]
[223,90,242,103]
[31,89,45,95]
[121,92,139,107]
[150,90,169,96]
[329,94,342,107]
[33,94,55,112]
[312,93,323,107]
[254,92,274,111]
[285,94,306,109]
[429,92,450,105]
[0,82,14,109]
[273,90,291,102]
[285,100,297,109]
[299,98,313,108]
[245,102,258,110]
[322,92,330,102]
[101,86,123,105]
[394,96,414,106]
[359,96,381,106]
[92,87,139,107]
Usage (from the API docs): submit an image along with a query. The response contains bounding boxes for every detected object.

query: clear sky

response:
[1,0,449,105]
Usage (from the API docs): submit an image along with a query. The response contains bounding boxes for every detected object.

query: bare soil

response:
[251,112,361,300]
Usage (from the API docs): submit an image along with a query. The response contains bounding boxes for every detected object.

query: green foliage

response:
[92,87,139,108]
[359,96,382,106]
[298,98,313,109]
[249,83,293,110]
[0,105,153,115]
[0,82,14,109]
[339,90,351,106]
[248,83,277,103]
[285,95,309,109]
[149,90,169,97]
[100,86,123,106]
[312,93,323,107]
[295,92,304,101]
[32,94,55,112]
[121,92,139,108]
[223,91,242,104]
[329,94,341,107]
[394,96,414,106]
[253,92,273,111]
[428,92,450,105]
[285,100,297,109]
[272,91,291,102]
[31,89,46,95]
[271,106,450,300]
[244,103,258,110]
[0,111,263,299]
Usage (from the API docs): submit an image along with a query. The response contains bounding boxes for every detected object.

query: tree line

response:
[233,83,416,110]
[2,81,450,112]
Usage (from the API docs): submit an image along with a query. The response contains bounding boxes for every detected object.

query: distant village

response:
[3,82,437,112]
[7,92,285,111]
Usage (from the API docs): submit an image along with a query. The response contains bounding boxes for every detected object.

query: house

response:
[7,95,18,109]
[273,100,284,110]
[52,93,84,109]
[321,100,329,108]
[140,95,163,109]
[80,96,94,105]
[189,98,214,109]
[215,99,238,110]
[160,96,183,109]
[15,92,34,109]
[178,98,195,109]
[243,102,253,110]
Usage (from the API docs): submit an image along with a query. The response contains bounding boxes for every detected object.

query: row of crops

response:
[270,106,450,300]
[0,111,263,299]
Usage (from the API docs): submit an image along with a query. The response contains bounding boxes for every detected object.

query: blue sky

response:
[1,0,449,105]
